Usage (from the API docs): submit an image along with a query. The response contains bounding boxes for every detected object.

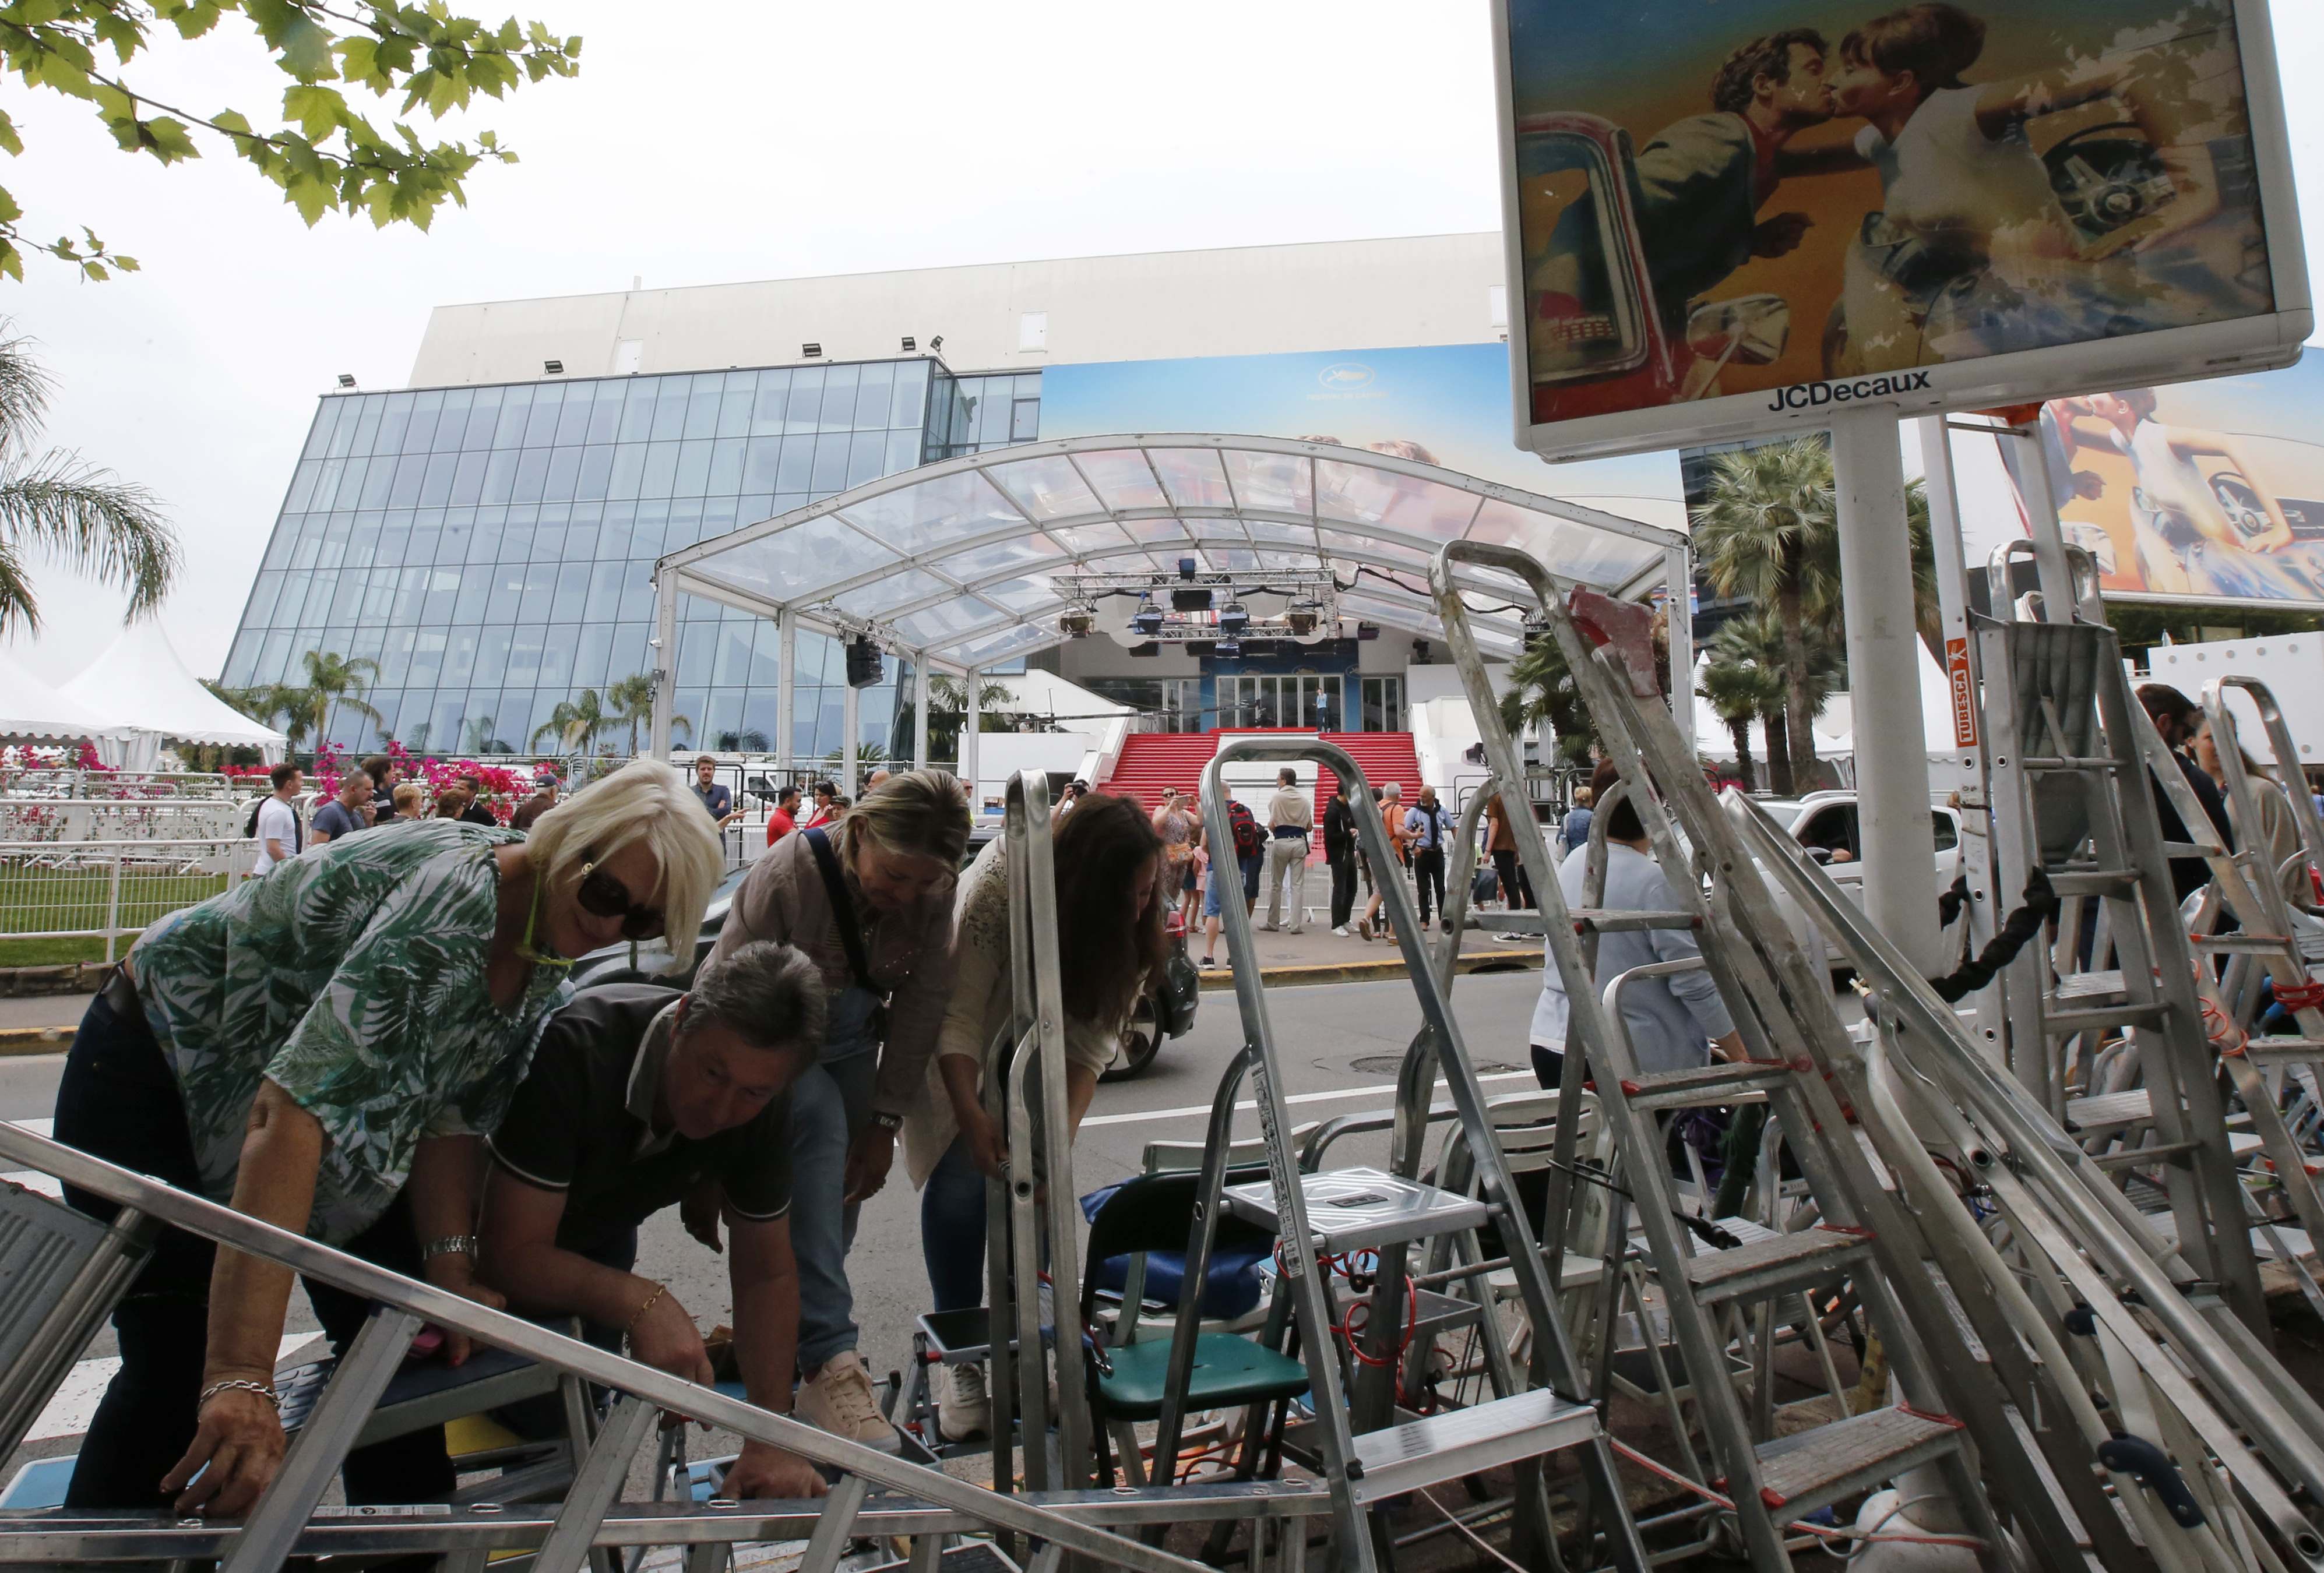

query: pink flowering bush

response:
[307,740,535,825]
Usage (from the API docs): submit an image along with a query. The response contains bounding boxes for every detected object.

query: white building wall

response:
[408,232,1507,386]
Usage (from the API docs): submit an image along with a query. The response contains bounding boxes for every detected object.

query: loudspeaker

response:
[845,637,883,689]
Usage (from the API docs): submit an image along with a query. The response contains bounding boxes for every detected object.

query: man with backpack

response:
[1197,789,1269,969]
[246,762,304,876]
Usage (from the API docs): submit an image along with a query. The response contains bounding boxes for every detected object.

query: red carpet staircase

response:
[1100,730,1422,823]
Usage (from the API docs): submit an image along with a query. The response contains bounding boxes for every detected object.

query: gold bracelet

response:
[624,1282,669,1342]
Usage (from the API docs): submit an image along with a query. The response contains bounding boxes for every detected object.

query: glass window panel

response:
[417,453,457,508]
[976,576,1053,613]
[929,533,1062,583]
[631,501,670,561]
[517,563,557,623]
[506,626,547,686]
[595,514,632,563]
[617,379,656,443]
[493,385,534,448]
[529,509,565,560]
[640,441,681,498]
[701,691,746,747]
[584,385,622,445]
[259,520,298,573]
[674,622,713,686]
[846,429,885,488]
[890,361,929,429]
[477,449,517,506]
[554,385,596,447]
[321,457,364,512]
[607,442,646,500]
[976,387,1010,444]
[409,627,447,687]
[386,454,426,508]
[672,438,713,498]
[245,570,286,627]
[854,362,894,429]
[582,560,626,623]
[286,518,321,572]
[522,385,565,447]
[431,516,469,569]
[441,626,478,690]
[618,564,657,622]
[575,445,614,502]
[1222,450,1311,516]
[1072,449,1168,512]
[447,450,488,507]
[256,630,295,686]
[572,621,615,690]
[1122,517,1189,545]
[304,399,342,461]
[784,368,824,435]
[882,429,918,476]
[472,625,512,688]
[449,563,492,625]
[707,436,746,496]
[355,456,395,510]
[774,434,815,492]
[462,387,502,450]
[810,432,851,492]
[507,448,547,503]
[833,568,947,618]
[833,468,1023,556]
[1314,460,1478,538]
[294,569,334,628]
[1011,400,1039,442]
[683,376,721,441]
[494,517,533,564]
[689,516,896,603]
[551,560,590,623]
[749,370,791,435]
[273,572,314,629]
[538,622,579,690]
[420,566,460,623]
[344,398,382,458]
[1465,498,1660,588]
[1014,374,1042,398]
[711,622,755,687]
[1050,521,1135,555]
[284,460,322,514]
[819,365,860,432]
[316,514,351,570]
[949,620,1051,666]
[543,446,582,502]
[717,378,754,439]
[375,392,414,454]
[746,621,783,685]
[742,435,784,494]
[432,389,471,453]
[403,390,442,454]
[608,623,649,687]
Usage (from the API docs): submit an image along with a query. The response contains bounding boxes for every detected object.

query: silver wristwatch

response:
[421,1234,478,1262]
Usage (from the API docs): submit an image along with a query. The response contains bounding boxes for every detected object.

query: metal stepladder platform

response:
[1164,736,1650,1573]
[1428,538,2091,1572]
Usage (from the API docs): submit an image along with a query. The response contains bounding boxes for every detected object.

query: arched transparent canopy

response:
[655,433,1686,676]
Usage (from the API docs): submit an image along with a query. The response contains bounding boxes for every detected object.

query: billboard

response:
[1037,342,1685,528]
[1999,355,2324,606]
[1494,0,2311,460]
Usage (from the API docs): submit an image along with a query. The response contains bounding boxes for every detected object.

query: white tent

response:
[0,643,136,761]
[59,618,287,765]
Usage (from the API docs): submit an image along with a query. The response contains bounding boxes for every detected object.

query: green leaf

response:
[0,111,20,157]
[286,171,333,225]
[336,34,384,91]
[159,1,224,40]
[140,116,199,164]
[282,83,344,139]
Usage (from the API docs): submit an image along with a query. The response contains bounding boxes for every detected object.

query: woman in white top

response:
[1532,762,1744,1088]
[903,791,1165,1441]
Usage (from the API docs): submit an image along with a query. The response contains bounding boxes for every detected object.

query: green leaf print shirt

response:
[129,820,575,1243]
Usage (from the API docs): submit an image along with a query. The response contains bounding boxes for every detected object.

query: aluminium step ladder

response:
[1973,603,2269,1334]
[1432,538,2097,1573]
[1157,736,1652,1573]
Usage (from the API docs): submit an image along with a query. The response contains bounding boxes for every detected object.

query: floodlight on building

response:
[543,359,564,375]
[802,343,823,358]
[929,335,943,351]
[1217,600,1250,635]
[336,373,357,389]
[1129,595,1163,637]
[901,336,916,351]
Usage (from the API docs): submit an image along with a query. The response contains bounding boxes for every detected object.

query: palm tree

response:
[0,327,178,636]
[605,672,656,754]
[1692,438,1839,789]
[531,688,607,753]
[1499,632,1597,767]
[1697,658,1777,793]
[298,650,382,749]
[925,672,1018,763]
[1709,606,1846,795]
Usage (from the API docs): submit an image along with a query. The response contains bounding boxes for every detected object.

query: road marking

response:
[1082,1068,1537,1128]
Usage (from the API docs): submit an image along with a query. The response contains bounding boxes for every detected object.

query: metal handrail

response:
[0,1122,1217,1573]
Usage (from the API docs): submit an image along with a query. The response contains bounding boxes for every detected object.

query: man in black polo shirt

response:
[478,941,827,1499]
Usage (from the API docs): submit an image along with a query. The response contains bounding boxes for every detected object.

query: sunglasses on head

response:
[577,859,664,940]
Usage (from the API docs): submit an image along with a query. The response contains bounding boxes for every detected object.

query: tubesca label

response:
[1946,637,1977,748]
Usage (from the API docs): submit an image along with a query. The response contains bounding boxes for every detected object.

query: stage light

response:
[1286,600,1320,635]
[1217,600,1249,635]
[1177,558,1198,580]
[1129,595,1163,637]
[1214,638,1241,659]
[1058,603,1094,637]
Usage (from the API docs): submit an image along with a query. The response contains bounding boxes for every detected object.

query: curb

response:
[1200,948,1543,992]
[0,1025,75,1058]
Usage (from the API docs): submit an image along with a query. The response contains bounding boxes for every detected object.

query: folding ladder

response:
[1157,736,1650,1573]
[1431,538,2091,1572]
[1733,784,2324,1572]
[1971,596,2267,1332]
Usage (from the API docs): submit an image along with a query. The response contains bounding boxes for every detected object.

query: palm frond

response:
[0,451,177,634]
[0,330,57,459]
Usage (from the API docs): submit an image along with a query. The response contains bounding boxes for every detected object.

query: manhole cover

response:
[1348,1055,1518,1076]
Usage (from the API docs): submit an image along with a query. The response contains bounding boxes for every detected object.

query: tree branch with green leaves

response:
[0,0,580,280]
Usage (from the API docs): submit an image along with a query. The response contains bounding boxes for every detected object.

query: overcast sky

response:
[3,0,2320,682]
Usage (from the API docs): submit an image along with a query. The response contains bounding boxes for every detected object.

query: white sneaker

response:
[798,1353,899,1452]
[934,1361,991,1442]
[1332,925,1350,937]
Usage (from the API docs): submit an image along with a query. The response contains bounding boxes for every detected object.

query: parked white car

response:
[1748,791,1965,973]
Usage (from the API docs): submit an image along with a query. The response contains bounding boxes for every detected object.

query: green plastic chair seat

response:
[1094,1334,1309,1422]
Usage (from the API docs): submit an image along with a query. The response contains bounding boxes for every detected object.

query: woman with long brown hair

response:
[901,790,1165,1442]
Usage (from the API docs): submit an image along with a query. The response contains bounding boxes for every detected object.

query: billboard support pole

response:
[1663,544,1695,754]
[1832,411,1940,974]
[2012,418,2080,615]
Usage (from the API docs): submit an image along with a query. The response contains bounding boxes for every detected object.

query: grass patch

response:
[0,936,114,967]
[0,861,228,969]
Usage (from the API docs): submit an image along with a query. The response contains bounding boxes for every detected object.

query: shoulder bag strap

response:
[803,827,883,997]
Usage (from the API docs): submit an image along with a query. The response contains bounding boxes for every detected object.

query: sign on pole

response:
[1491,0,2311,461]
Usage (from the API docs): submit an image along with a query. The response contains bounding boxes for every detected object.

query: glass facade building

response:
[221,357,1040,759]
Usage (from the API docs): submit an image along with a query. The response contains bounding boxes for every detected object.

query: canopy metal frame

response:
[649,432,1691,763]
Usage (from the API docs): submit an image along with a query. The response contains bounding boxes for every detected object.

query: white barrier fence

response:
[0,839,241,963]
[0,799,249,845]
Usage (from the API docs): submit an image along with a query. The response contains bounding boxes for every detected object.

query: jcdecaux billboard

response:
[1491,0,2312,459]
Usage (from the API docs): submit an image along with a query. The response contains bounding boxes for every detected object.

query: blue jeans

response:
[921,1136,989,1314]
[788,986,881,1371]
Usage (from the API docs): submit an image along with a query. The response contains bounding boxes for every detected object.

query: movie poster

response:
[2000,357,2324,605]
[1503,1,2283,431]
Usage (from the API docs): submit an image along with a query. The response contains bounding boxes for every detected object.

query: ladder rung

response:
[2046,869,2141,896]
[1572,908,1697,934]
[2241,1038,2324,1063]
[1469,912,1548,935]
[1748,1405,1967,1517]
[2022,756,2120,772]
[2045,1003,2169,1035]
[1619,1060,1793,1112]
[2052,970,2126,1003]
[2191,934,2295,952]
[2065,1089,2152,1129]
[1344,1388,1601,1505]
[1681,1225,1873,1304]
[2088,1141,2203,1170]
